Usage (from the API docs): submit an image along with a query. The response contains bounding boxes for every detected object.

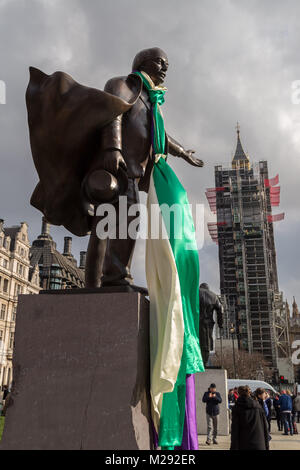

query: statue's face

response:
[141,54,169,86]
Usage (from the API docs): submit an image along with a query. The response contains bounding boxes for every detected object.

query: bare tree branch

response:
[212,349,271,380]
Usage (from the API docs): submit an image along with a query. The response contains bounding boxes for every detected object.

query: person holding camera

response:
[202,383,222,445]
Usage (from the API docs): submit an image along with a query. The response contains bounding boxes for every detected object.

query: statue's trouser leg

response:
[85,216,108,288]
[101,178,140,286]
[199,325,210,367]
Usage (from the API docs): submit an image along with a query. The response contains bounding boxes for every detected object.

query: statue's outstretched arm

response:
[167,134,204,168]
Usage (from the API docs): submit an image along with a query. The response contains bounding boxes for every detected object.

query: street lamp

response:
[229,323,237,379]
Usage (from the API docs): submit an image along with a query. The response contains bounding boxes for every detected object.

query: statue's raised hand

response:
[181,149,204,167]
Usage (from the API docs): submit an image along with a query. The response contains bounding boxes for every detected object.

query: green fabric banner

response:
[135,70,204,448]
[153,157,204,448]
[134,71,166,155]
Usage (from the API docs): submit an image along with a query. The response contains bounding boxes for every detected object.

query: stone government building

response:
[0,220,40,388]
[0,217,86,389]
[30,218,86,290]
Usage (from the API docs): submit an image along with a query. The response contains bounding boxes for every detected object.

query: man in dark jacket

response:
[202,383,222,445]
[230,386,269,450]
[279,391,293,436]
[265,393,273,433]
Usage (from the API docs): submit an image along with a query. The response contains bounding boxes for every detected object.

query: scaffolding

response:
[273,292,291,359]
[207,138,286,367]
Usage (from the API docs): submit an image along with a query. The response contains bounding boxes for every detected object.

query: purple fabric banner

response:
[152,374,199,450]
[176,374,199,450]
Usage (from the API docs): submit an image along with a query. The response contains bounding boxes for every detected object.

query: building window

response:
[3,279,9,293]
[0,330,3,342]
[12,306,17,322]
[3,259,8,269]
[9,332,14,349]
[14,283,22,296]
[0,304,6,320]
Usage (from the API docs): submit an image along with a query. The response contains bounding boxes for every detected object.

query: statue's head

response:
[200,283,209,291]
[132,47,169,86]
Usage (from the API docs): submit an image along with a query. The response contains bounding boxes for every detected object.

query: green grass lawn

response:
[0,416,5,441]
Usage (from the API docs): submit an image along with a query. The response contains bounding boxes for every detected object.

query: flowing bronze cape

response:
[26,67,143,236]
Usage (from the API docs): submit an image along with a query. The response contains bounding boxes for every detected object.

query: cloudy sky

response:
[0,0,299,304]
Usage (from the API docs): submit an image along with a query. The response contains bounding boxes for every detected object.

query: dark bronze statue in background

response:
[26,48,203,288]
[199,283,224,367]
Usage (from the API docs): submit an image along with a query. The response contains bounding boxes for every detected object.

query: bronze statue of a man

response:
[85,47,204,288]
[199,283,224,367]
[26,48,203,288]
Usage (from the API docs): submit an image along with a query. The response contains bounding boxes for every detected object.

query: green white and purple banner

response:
[134,70,204,449]
[146,156,204,449]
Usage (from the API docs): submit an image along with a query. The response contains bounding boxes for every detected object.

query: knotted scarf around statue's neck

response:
[133,71,167,158]
[133,70,204,451]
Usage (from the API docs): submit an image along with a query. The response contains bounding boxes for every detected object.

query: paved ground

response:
[198,434,230,450]
[1,416,299,450]
[198,425,300,450]
[269,428,300,450]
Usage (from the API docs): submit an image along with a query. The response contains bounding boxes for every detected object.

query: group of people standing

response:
[229,386,300,450]
[273,390,300,435]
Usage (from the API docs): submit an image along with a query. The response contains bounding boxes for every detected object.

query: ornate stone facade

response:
[0,220,40,388]
[30,218,85,290]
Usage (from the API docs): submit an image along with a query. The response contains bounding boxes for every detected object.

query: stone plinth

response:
[0,292,152,450]
[195,369,229,436]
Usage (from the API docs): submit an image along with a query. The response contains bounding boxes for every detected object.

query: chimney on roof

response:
[41,217,50,237]
[63,237,72,255]
[79,251,87,269]
[0,219,4,232]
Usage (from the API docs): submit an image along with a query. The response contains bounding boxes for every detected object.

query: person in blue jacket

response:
[202,383,222,445]
[279,390,293,436]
